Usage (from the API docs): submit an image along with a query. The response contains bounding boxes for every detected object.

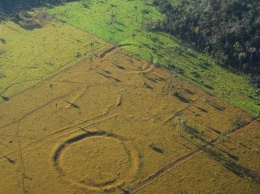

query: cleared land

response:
[47,0,259,115]
[0,10,110,101]
[0,42,259,193]
[0,1,259,194]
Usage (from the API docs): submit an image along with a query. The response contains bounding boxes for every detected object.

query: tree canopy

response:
[152,0,260,86]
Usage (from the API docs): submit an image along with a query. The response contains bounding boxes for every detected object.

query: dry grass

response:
[0,46,258,193]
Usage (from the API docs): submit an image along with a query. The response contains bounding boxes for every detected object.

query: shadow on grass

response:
[0,0,78,22]
[149,143,163,154]
[173,93,190,103]
[182,124,260,184]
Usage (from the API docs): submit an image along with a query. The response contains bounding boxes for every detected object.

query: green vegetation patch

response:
[47,0,259,115]
[0,12,110,101]
[49,0,163,43]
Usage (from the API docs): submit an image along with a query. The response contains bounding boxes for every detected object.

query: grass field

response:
[0,46,259,193]
[47,0,259,115]
[0,10,110,101]
[0,1,259,194]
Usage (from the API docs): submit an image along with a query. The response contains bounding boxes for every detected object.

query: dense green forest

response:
[152,0,260,86]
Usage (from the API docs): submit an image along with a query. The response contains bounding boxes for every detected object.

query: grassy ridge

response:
[47,0,259,115]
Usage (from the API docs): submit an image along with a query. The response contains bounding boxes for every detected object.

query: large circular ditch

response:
[53,131,139,191]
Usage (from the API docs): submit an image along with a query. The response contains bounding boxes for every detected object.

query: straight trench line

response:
[131,148,202,193]
[131,117,258,193]
[16,121,27,194]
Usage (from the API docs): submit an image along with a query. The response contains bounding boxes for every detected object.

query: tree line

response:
[151,0,260,87]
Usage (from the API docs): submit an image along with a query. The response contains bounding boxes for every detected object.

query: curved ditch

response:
[53,130,140,191]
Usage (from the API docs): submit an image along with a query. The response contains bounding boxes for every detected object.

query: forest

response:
[152,0,260,86]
